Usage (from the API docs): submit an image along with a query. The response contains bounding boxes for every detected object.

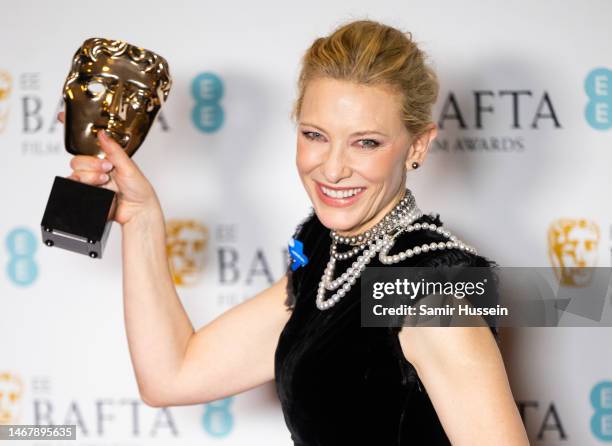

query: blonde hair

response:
[292,19,439,138]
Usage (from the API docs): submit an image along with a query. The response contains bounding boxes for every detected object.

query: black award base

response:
[40,176,116,259]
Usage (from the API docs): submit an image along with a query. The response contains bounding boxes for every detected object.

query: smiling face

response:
[296,77,433,236]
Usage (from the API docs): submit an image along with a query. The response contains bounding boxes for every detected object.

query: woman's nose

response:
[321,145,351,183]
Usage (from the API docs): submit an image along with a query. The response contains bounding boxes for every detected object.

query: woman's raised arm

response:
[62,112,292,407]
[123,207,290,406]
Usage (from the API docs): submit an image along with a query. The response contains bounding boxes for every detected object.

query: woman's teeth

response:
[321,186,363,199]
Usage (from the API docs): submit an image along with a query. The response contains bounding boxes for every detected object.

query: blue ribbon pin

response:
[288,238,309,271]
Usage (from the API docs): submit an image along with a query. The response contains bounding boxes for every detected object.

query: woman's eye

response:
[358,139,380,149]
[302,131,323,140]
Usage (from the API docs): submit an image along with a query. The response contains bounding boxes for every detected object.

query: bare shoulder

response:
[396,326,529,445]
[398,325,500,370]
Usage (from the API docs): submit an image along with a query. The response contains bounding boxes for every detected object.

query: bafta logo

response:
[548,218,600,286]
[0,372,23,425]
[0,71,12,133]
[166,219,209,286]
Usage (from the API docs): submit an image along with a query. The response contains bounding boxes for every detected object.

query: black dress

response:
[274,208,498,446]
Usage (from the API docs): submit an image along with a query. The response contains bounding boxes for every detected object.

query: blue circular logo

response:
[191,73,225,133]
[201,396,234,437]
[585,68,612,130]
[590,381,612,441]
[6,227,38,286]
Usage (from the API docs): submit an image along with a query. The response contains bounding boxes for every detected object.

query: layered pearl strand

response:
[316,189,477,310]
[329,189,417,248]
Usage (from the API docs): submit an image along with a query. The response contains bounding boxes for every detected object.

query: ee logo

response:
[5,227,38,286]
[591,381,612,441]
[202,396,234,437]
[585,68,612,130]
[191,72,224,133]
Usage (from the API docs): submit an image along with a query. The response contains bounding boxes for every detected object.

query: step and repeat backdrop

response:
[1,0,611,445]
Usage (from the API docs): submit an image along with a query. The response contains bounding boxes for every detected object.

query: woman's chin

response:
[314,211,357,233]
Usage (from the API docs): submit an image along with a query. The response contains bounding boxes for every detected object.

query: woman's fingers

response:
[97,131,138,177]
[67,170,112,186]
[57,111,65,123]
[70,155,114,172]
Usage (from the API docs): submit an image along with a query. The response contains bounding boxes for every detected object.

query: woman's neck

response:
[335,187,406,238]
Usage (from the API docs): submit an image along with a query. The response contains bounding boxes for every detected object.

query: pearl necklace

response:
[329,190,416,247]
[316,189,477,311]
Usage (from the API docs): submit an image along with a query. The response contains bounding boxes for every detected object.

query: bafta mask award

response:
[40,38,172,258]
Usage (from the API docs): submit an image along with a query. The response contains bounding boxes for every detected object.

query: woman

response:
[61,20,529,446]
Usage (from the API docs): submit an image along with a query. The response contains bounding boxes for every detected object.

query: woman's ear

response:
[405,124,438,170]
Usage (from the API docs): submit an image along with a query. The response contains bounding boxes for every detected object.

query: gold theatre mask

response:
[63,38,171,157]
[40,38,171,259]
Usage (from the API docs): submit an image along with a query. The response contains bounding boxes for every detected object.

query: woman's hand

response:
[58,111,161,226]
